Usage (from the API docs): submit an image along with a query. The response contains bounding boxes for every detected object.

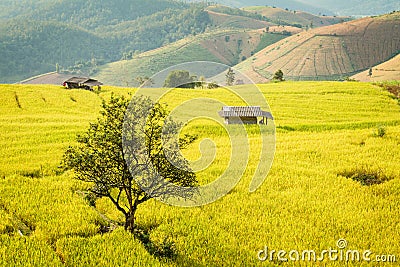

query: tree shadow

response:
[133,224,206,266]
[133,224,177,260]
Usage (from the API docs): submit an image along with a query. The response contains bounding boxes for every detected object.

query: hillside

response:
[0,0,51,20]
[2,0,362,84]
[0,83,400,265]
[191,0,400,16]
[243,6,351,28]
[296,0,400,16]
[235,12,400,82]
[0,0,187,25]
[98,6,361,86]
[188,0,334,16]
[206,8,273,29]
[0,1,211,83]
[0,20,108,83]
[206,5,351,29]
[94,28,295,86]
[351,54,400,82]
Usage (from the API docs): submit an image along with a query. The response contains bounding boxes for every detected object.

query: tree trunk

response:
[124,210,136,232]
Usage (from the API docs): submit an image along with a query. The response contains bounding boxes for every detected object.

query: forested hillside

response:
[0,20,108,82]
[13,0,188,30]
[0,0,211,83]
[0,0,185,22]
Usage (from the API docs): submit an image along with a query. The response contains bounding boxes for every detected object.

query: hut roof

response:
[19,72,76,85]
[64,77,103,86]
[218,106,273,119]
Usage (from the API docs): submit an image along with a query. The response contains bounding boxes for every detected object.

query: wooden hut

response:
[63,77,103,91]
[218,106,273,125]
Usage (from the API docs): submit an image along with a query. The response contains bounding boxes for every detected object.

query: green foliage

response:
[5,0,190,30]
[207,82,220,89]
[103,6,212,57]
[254,33,287,54]
[0,2,212,83]
[164,70,196,88]
[225,68,235,86]
[135,76,153,87]
[375,125,387,137]
[273,69,284,81]
[62,94,197,232]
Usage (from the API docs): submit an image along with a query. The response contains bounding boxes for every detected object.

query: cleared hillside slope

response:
[351,53,400,82]
[235,12,400,82]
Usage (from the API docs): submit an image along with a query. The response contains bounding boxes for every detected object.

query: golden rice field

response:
[0,82,399,266]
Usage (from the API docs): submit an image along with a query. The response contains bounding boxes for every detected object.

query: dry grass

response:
[352,54,400,82]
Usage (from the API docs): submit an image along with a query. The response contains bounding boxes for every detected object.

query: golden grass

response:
[0,82,399,266]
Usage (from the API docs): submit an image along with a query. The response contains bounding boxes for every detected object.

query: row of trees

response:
[163,70,219,89]
[163,68,284,88]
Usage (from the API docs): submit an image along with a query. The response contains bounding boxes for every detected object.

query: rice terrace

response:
[1,81,399,266]
[0,0,400,266]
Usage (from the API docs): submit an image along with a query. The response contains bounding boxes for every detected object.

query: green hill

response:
[94,29,290,86]
[0,20,108,83]
[0,0,186,24]
[0,1,212,83]
[1,1,356,84]
[97,5,346,86]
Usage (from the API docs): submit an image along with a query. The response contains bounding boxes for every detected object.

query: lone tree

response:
[225,68,235,86]
[273,69,284,81]
[62,94,198,232]
[164,70,196,88]
[135,76,153,87]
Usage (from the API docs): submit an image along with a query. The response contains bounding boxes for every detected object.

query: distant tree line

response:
[163,70,220,89]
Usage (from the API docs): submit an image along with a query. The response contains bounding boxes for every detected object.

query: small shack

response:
[63,77,103,91]
[218,106,273,125]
